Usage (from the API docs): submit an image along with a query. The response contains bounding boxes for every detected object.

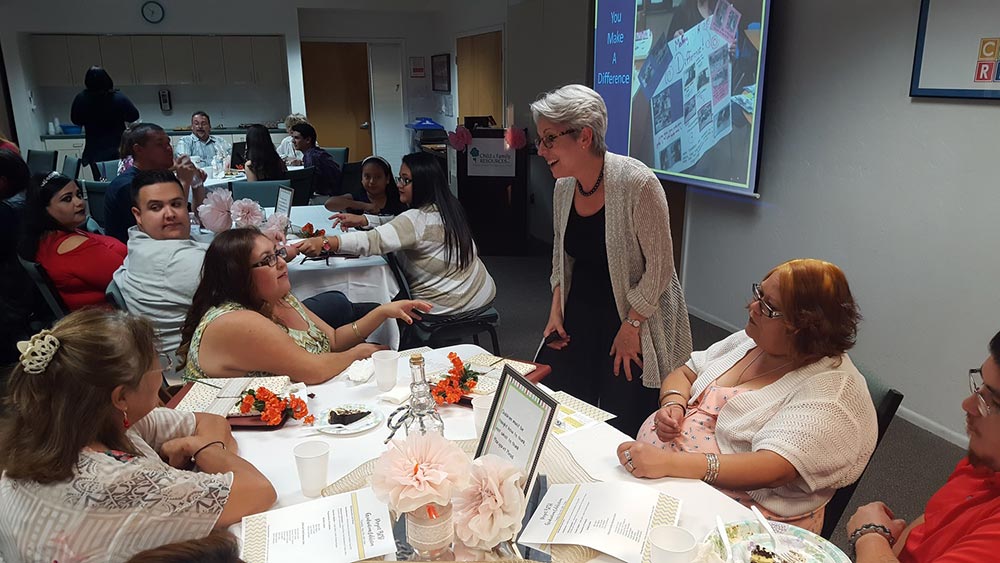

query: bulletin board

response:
[911,0,1000,99]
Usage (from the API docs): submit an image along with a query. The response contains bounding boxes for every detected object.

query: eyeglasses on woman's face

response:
[251,246,288,269]
[969,368,1000,417]
[751,282,783,319]
[396,176,413,186]
[535,128,577,149]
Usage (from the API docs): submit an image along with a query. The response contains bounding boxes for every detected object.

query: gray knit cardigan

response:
[550,151,693,388]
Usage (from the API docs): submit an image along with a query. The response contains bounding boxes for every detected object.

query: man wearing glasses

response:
[847,331,1000,562]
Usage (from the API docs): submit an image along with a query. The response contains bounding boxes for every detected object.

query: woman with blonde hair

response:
[0,309,276,563]
[277,113,307,164]
[531,84,692,435]
[617,259,878,533]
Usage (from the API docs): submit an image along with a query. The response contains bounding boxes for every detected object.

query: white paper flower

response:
[453,454,526,550]
[231,198,265,228]
[370,432,470,513]
[197,190,234,233]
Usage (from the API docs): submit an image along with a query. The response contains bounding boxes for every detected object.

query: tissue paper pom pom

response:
[197,190,234,233]
[231,198,265,228]
[371,432,470,513]
[453,454,526,550]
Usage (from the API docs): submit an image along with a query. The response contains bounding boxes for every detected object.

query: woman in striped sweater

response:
[298,152,496,316]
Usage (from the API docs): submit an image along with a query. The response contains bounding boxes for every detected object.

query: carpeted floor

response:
[479,253,966,552]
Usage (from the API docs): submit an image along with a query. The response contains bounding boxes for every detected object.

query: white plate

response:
[703,520,849,563]
[315,404,384,435]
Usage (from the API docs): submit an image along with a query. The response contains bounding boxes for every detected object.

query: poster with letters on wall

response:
[911,0,1000,99]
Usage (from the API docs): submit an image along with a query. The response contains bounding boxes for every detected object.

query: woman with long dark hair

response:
[18,172,126,310]
[325,155,405,229]
[243,124,287,182]
[298,152,496,315]
[177,228,431,384]
[70,67,140,178]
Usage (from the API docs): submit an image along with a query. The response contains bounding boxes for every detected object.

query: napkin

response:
[378,386,411,404]
[342,358,374,383]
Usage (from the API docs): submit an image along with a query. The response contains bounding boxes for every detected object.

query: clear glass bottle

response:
[404,354,444,436]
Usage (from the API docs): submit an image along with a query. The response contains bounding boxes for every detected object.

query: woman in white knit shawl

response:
[532,84,692,435]
[617,259,878,533]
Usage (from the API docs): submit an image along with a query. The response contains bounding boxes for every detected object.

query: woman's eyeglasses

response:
[396,176,412,186]
[251,247,288,269]
[751,283,783,319]
[535,128,577,149]
[970,368,997,417]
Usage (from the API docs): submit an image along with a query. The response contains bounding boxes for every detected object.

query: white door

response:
[251,36,285,86]
[99,36,136,86]
[131,36,166,85]
[192,37,225,85]
[162,36,196,84]
[367,42,407,171]
[222,36,253,85]
[66,36,101,87]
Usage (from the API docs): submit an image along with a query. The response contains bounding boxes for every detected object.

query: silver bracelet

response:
[660,401,687,416]
[848,523,894,554]
[703,453,720,484]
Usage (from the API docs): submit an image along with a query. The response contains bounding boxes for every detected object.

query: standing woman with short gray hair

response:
[532,84,692,436]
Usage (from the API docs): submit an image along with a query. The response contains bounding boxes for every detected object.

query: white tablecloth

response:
[230,343,751,557]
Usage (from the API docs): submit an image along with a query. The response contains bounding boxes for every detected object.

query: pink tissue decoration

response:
[453,455,526,550]
[504,127,526,150]
[371,432,470,513]
[448,126,473,151]
[197,190,234,233]
[262,212,290,241]
[231,198,265,228]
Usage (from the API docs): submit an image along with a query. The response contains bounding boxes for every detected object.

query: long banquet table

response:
[228,344,752,560]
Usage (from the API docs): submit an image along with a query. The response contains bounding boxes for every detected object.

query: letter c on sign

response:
[980,38,1000,60]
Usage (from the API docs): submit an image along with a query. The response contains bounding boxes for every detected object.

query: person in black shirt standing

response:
[71,67,139,179]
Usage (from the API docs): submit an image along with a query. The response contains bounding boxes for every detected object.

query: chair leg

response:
[472,333,480,346]
[489,327,500,355]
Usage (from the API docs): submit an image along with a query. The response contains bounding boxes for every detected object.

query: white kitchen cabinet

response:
[192,37,225,85]
[31,35,72,87]
[99,36,136,86]
[251,36,286,86]
[44,138,86,175]
[222,36,254,85]
[162,36,195,84]
[66,36,102,87]
[131,36,167,85]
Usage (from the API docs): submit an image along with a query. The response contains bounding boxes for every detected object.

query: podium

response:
[455,128,528,256]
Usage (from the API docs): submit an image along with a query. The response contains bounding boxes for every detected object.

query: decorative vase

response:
[405,502,454,561]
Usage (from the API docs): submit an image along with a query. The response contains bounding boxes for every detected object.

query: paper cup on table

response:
[472,394,495,437]
[372,350,400,392]
[293,440,330,498]
[648,525,697,563]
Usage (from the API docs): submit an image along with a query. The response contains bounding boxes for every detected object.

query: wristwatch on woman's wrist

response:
[321,237,331,253]
[623,315,641,328]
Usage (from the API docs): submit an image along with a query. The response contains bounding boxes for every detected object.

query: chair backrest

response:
[384,252,414,301]
[322,147,349,170]
[81,180,112,228]
[17,255,69,320]
[26,150,58,176]
[105,278,129,311]
[61,155,82,179]
[231,180,287,208]
[97,160,120,181]
[84,216,105,235]
[820,381,904,539]
[285,166,315,206]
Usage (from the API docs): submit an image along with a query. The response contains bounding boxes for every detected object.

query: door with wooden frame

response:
[300,42,372,159]
[457,31,503,126]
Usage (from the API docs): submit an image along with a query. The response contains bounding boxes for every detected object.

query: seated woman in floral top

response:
[177,228,432,385]
[0,309,276,563]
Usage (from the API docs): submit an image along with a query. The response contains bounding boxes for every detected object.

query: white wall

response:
[681,0,999,445]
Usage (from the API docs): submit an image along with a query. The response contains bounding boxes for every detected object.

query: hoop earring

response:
[122,409,130,429]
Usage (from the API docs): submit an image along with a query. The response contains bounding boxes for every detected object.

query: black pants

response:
[302,291,378,332]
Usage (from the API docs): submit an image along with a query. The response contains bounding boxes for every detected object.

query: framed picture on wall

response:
[911,0,1000,99]
[431,53,451,92]
[409,56,426,78]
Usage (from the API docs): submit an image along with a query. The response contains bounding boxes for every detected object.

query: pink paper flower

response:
[448,125,473,151]
[453,455,526,550]
[197,190,234,233]
[231,198,265,228]
[504,127,526,150]
[262,212,289,241]
[371,432,470,513]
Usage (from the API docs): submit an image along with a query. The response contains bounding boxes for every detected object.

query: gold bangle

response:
[351,321,362,340]
[659,389,687,406]
[703,453,720,484]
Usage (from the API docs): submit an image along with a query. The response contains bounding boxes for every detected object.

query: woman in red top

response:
[18,172,126,310]
[0,134,18,154]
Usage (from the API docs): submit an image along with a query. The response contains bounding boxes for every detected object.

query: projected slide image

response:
[715,105,731,130]
[697,103,712,131]
[652,89,673,134]
[684,65,696,87]
[660,139,682,170]
[696,68,710,89]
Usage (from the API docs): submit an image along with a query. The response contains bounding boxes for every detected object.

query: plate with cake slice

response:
[316,404,384,435]
[701,520,849,563]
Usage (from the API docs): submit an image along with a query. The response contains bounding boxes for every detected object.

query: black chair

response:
[286,166,316,206]
[81,180,112,228]
[96,159,120,181]
[322,147,349,194]
[384,251,500,353]
[61,155,82,179]
[17,255,69,320]
[820,380,904,539]
[26,150,58,176]
[105,278,129,311]
[231,180,287,208]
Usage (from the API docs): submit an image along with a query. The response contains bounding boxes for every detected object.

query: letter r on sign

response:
[975,61,995,82]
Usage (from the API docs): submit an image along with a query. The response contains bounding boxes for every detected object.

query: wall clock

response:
[141,1,165,24]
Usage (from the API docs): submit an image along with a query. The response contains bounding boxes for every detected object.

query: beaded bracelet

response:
[848,523,894,554]
[703,452,720,484]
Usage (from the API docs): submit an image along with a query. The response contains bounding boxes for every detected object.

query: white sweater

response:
[686,331,878,517]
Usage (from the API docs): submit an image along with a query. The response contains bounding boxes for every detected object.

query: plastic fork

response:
[716,515,732,562]
[750,505,794,562]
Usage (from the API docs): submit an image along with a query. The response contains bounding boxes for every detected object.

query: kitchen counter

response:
[41,128,285,140]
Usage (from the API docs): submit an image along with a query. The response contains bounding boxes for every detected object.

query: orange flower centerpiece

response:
[296,222,326,239]
[431,352,480,405]
[237,386,315,426]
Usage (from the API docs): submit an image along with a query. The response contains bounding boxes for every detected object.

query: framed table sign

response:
[275,186,293,219]
[911,0,1000,99]
[475,365,557,494]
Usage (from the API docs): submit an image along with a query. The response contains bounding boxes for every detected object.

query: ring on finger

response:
[623,449,632,463]
[626,460,635,473]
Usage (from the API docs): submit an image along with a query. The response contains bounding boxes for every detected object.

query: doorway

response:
[300,42,373,159]
[456,30,503,126]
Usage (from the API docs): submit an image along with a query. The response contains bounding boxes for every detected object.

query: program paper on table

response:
[240,488,395,563]
[519,482,680,563]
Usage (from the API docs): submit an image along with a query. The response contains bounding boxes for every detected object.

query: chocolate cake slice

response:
[749,544,776,563]
[328,408,371,426]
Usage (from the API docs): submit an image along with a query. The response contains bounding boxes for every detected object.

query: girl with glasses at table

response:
[176,228,432,385]
[297,151,497,316]
[323,155,407,230]
[616,258,879,534]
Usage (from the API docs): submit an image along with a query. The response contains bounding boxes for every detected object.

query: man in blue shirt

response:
[291,122,342,196]
[174,111,231,167]
[104,123,205,242]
